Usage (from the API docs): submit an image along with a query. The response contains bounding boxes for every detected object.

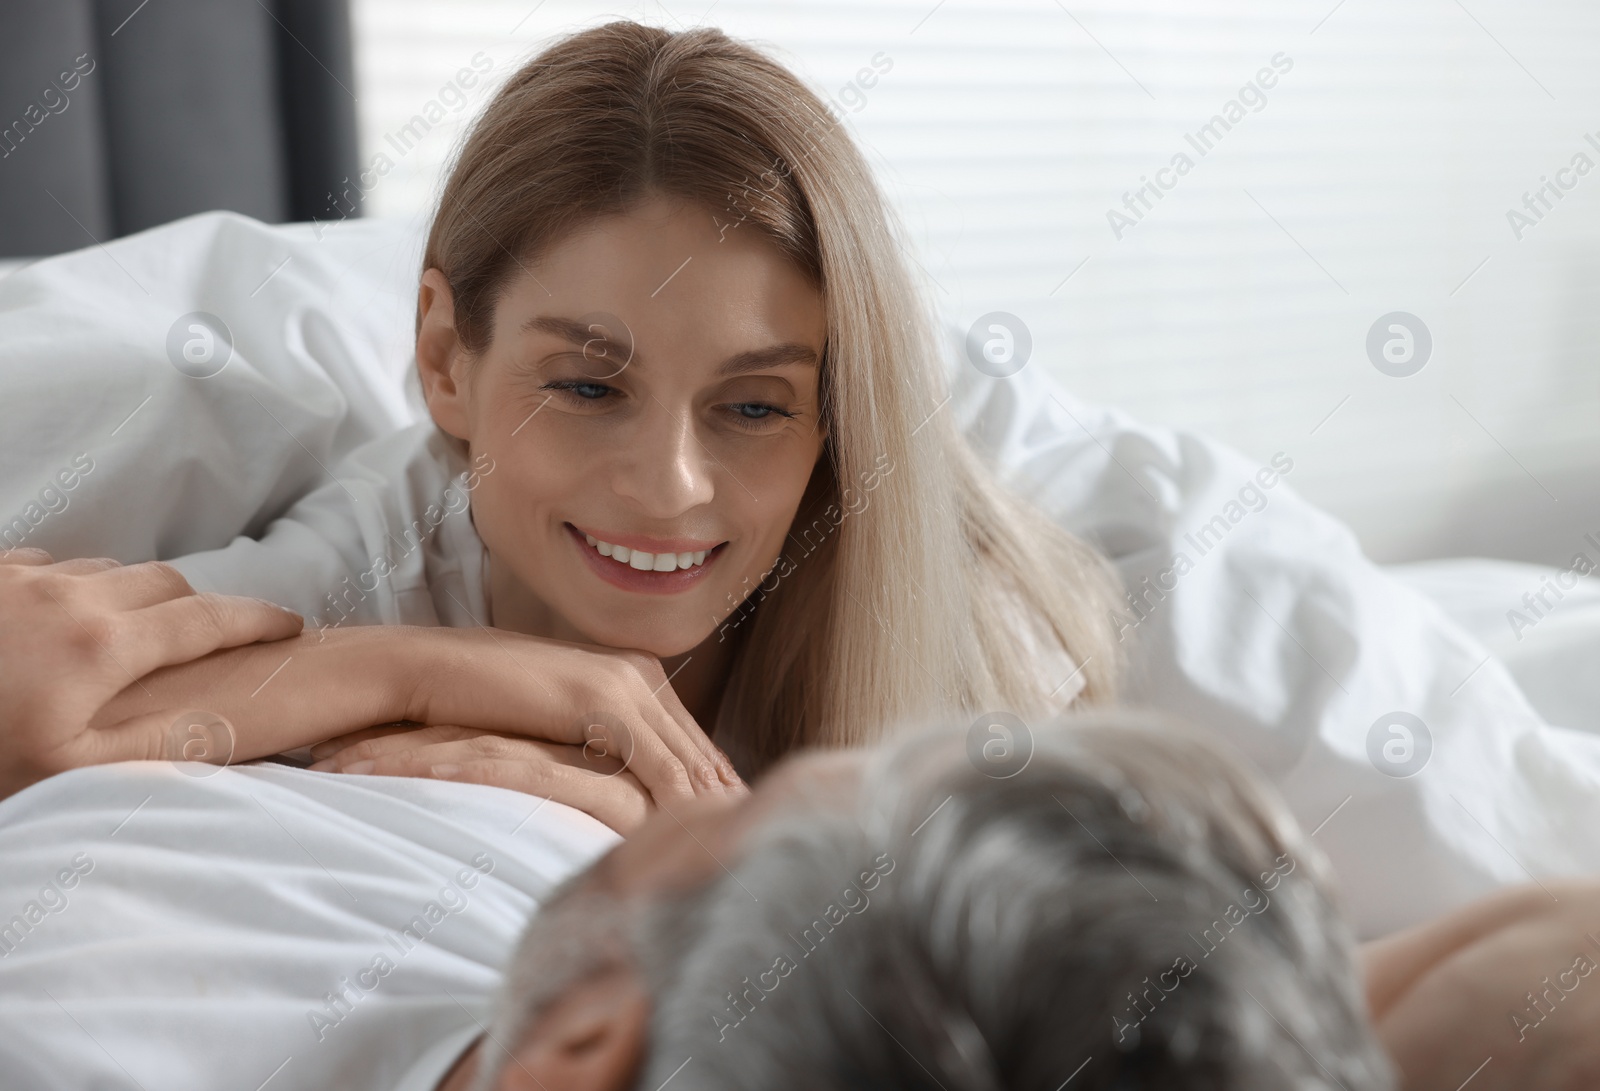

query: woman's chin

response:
[579,619,716,661]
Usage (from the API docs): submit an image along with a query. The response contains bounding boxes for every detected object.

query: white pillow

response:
[0,211,424,562]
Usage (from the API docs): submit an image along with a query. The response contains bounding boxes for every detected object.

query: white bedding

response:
[1388,558,1600,738]
[2,211,1598,939]
[0,760,617,1090]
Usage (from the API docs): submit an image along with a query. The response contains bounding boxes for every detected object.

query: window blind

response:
[351,0,1600,564]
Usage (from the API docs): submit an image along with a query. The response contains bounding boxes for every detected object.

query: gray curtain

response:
[0,0,359,257]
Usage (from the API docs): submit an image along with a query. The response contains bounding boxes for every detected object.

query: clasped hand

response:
[0,551,744,831]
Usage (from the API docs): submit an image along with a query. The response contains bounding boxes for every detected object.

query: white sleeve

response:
[951,354,1600,939]
[170,423,491,632]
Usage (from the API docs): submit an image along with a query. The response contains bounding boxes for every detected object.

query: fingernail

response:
[254,597,302,617]
[308,760,333,772]
[343,759,376,775]
[432,763,462,779]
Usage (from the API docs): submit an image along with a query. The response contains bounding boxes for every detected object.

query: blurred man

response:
[457,710,1392,1091]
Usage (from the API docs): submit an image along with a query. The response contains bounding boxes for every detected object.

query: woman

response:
[115,20,1125,826]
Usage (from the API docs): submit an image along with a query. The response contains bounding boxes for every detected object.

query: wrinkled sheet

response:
[0,760,616,1090]
[1388,558,1600,739]
[951,362,1600,937]
[3,211,1598,938]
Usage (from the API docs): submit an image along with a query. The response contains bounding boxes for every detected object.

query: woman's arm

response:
[0,550,738,819]
[88,623,451,760]
[89,620,744,809]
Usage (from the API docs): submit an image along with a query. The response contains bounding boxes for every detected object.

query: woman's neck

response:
[486,556,736,733]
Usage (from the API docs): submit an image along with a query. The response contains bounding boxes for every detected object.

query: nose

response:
[610,397,717,518]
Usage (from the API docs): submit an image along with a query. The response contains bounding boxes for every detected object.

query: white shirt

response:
[0,761,619,1091]
[172,423,493,633]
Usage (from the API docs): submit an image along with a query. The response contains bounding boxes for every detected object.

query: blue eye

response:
[545,380,613,401]
[722,402,799,431]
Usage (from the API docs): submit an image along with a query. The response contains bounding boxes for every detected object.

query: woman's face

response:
[419,193,828,656]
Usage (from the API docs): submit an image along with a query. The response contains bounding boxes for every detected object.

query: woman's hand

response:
[302,635,749,832]
[83,605,746,810]
[400,629,747,806]
[308,724,658,832]
[0,549,303,800]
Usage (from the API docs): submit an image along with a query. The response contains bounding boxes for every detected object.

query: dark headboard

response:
[0,0,359,257]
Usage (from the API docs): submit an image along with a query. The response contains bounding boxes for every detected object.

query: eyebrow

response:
[521,314,818,375]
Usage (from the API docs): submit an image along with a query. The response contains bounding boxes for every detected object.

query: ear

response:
[494,967,650,1091]
[417,267,475,442]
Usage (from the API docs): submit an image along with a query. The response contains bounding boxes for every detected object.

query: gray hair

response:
[636,710,1391,1089]
[482,710,1394,1090]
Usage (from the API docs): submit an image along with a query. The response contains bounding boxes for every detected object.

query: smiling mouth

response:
[582,531,710,572]
[565,523,726,594]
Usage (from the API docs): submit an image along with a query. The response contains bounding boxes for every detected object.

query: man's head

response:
[469,710,1394,1090]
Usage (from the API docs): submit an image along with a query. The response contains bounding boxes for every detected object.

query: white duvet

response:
[0,760,618,1090]
[2,211,1597,939]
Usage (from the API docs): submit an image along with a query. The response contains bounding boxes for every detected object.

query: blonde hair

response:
[422,21,1126,773]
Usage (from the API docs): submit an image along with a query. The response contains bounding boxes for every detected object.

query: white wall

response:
[350,0,1600,565]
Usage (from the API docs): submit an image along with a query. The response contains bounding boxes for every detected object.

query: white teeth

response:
[580,531,714,572]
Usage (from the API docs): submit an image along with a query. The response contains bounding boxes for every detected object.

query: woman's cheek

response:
[464,474,514,558]
[469,448,546,541]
